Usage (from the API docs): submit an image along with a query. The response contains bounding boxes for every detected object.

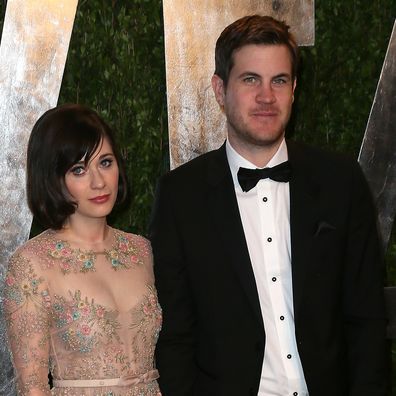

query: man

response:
[150,15,387,395]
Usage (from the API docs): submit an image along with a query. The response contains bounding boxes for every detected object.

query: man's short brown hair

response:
[214,15,299,85]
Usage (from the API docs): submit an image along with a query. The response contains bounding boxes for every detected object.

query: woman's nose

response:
[90,169,105,189]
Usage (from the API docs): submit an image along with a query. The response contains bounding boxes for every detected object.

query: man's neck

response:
[227,136,285,168]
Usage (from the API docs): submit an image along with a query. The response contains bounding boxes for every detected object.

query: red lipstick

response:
[89,194,110,204]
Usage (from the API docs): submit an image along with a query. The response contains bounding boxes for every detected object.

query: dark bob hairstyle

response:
[27,103,127,230]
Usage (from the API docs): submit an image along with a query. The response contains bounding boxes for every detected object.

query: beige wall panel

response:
[163,0,314,168]
[0,1,78,392]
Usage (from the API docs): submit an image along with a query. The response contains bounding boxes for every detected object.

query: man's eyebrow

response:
[237,71,261,79]
[272,72,292,80]
[237,71,293,80]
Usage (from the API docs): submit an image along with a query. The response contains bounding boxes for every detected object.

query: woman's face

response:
[64,137,119,222]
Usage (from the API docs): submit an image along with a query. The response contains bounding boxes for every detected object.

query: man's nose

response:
[256,82,275,103]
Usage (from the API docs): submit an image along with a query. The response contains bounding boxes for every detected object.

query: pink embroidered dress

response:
[3,228,162,396]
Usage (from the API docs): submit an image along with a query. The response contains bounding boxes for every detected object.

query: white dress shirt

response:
[226,139,308,396]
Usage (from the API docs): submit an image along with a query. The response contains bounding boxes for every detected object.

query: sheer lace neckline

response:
[44,228,144,274]
[50,226,115,254]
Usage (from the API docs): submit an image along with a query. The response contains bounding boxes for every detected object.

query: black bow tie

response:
[237,161,292,192]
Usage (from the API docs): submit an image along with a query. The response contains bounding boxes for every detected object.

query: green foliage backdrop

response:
[58,0,168,235]
[0,0,394,238]
[291,1,395,156]
[0,0,395,390]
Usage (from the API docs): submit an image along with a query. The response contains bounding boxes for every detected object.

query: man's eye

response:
[273,78,287,85]
[70,166,85,176]
[243,76,257,84]
[101,158,113,168]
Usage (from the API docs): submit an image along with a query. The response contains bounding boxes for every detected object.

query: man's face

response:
[212,44,296,156]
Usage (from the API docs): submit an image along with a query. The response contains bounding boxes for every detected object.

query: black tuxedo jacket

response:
[149,140,387,396]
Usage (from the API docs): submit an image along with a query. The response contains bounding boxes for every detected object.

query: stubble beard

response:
[226,111,287,151]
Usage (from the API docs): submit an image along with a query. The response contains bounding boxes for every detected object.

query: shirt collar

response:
[226,139,288,188]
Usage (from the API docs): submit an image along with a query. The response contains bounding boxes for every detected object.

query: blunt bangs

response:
[54,119,104,178]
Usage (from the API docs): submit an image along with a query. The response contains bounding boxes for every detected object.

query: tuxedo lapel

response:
[287,141,321,316]
[201,141,322,328]
[206,145,264,329]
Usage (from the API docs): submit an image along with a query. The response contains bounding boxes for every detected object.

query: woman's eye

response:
[101,158,113,168]
[70,166,85,176]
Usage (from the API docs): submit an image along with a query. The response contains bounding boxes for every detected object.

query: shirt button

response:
[280,315,285,320]
[267,237,272,242]
[293,393,298,396]
[262,197,268,202]
[272,277,277,282]
[287,354,292,359]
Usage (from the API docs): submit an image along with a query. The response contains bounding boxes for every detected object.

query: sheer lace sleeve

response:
[3,251,51,395]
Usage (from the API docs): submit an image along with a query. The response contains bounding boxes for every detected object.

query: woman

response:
[3,104,162,395]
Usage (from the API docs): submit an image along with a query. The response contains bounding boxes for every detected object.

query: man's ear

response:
[211,74,225,109]
[292,78,297,102]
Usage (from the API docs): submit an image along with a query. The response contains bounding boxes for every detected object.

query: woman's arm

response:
[3,251,51,396]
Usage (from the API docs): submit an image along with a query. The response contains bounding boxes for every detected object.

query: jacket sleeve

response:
[343,161,388,395]
[3,251,51,396]
[149,176,198,395]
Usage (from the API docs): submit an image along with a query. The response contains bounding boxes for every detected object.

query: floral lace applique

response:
[52,383,161,396]
[43,229,148,274]
[128,285,162,372]
[4,253,46,308]
[16,373,50,396]
[4,230,160,396]
[3,253,51,394]
[4,254,50,345]
[52,291,121,353]
[49,286,161,388]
